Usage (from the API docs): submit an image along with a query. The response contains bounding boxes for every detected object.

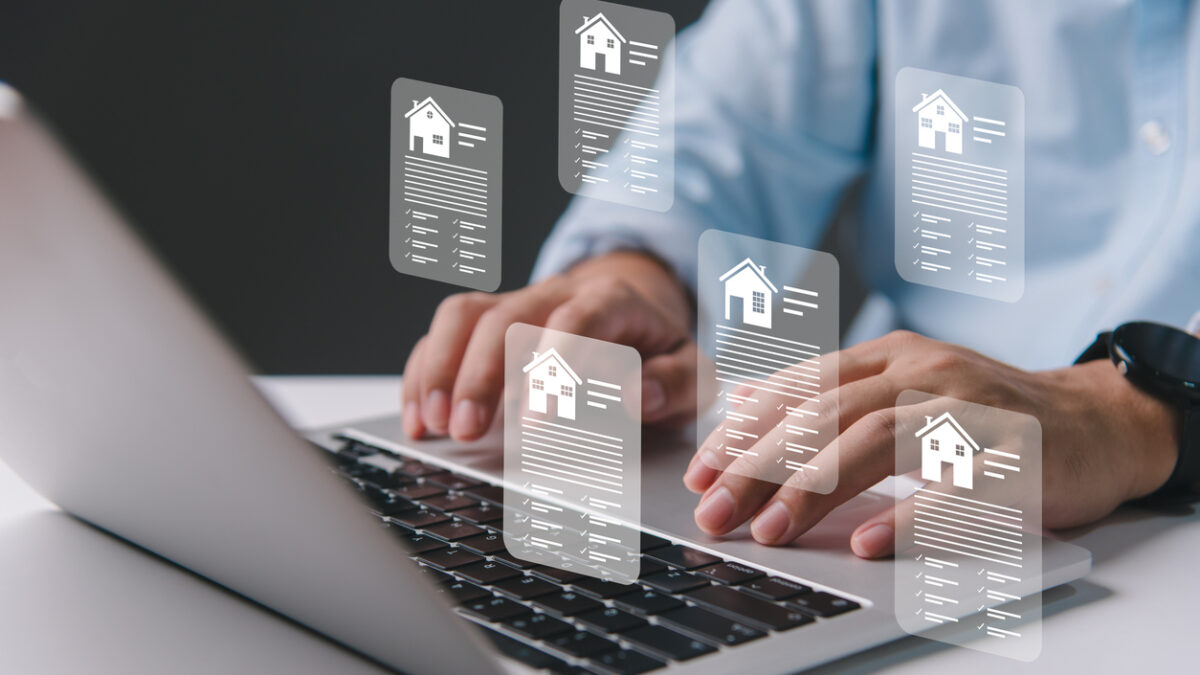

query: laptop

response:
[0,83,1091,674]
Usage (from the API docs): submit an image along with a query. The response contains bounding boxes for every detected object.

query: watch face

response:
[1113,322,1200,396]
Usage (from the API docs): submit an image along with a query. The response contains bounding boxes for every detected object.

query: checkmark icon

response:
[916,572,924,579]
[777,403,785,410]
[574,142,581,149]
[913,242,921,249]
[968,254,975,260]
[913,225,921,233]
[977,569,986,575]
[574,172,581,179]
[777,438,784,446]
[404,208,411,214]
[913,258,920,265]
[915,590,923,597]
[915,608,923,615]
[968,270,975,277]
[913,210,920,217]
[977,586,986,593]
[915,553,924,561]
[978,622,986,629]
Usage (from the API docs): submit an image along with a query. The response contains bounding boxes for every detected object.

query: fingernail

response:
[642,378,666,416]
[751,501,792,544]
[851,523,894,558]
[683,450,718,491]
[403,401,422,438]
[424,389,450,432]
[449,399,485,439]
[694,486,735,532]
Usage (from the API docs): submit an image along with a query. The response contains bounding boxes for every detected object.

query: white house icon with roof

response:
[913,89,967,155]
[576,12,627,75]
[916,411,979,490]
[523,348,583,420]
[405,97,454,159]
[719,258,778,329]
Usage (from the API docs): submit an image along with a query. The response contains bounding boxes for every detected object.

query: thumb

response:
[642,340,699,426]
[850,489,922,559]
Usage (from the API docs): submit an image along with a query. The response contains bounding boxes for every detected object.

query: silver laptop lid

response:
[0,83,499,675]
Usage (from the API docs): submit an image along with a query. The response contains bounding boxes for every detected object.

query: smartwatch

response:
[1075,322,1200,496]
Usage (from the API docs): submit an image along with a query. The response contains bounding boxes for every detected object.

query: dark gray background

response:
[1,0,869,374]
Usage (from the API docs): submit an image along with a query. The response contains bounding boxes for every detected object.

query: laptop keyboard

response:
[330,437,861,674]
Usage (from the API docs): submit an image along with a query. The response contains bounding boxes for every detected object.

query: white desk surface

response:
[1,376,1196,673]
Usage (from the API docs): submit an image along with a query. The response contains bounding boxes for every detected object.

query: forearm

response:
[566,250,693,333]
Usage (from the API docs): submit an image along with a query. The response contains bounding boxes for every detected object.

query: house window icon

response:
[718,258,778,329]
[913,89,967,155]
[523,348,583,420]
[915,412,979,490]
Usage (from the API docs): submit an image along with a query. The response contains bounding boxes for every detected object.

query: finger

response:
[448,283,573,441]
[850,503,901,559]
[750,396,964,547]
[643,341,699,425]
[402,335,429,438]
[419,292,497,434]
[690,373,898,508]
[746,407,900,545]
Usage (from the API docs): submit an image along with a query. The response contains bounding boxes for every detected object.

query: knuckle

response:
[860,408,897,439]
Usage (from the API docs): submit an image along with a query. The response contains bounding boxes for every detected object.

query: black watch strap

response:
[1164,405,1200,494]
[1073,331,1112,365]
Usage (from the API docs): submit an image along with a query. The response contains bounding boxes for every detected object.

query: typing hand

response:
[681,331,1180,558]
[402,251,696,440]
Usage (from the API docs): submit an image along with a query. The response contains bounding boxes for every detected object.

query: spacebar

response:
[683,585,813,631]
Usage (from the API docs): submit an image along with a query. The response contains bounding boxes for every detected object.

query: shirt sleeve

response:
[531,0,879,292]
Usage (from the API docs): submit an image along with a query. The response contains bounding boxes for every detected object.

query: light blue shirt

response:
[533,0,1200,371]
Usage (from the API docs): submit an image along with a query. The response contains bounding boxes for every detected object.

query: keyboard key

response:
[641,569,709,595]
[492,575,559,601]
[656,606,766,646]
[588,649,666,675]
[683,585,814,631]
[742,576,812,602]
[532,591,605,617]
[390,509,450,529]
[442,579,491,604]
[619,625,715,662]
[455,504,503,525]
[638,560,667,578]
[569,576,640,600]
[397,460,444,478]
[490,550,537,569]
[529,565,584,584]
[396,532,448,555]
[425,472,483,491]
[643,545,723,570]
[422,494,479,512]
[394,483,448,501]
[423,520,486,542]
[575,607,646,634]
[478,627,569,671]
[417,547,484,571]
[459,596,529,623]
[502,612,574,640]
[456,560,522,586]
[695,561,765,585]
[612,590,684,616]
[546,630,621,658]
[456,532,507,555]
[783,592,860,618]
[640,532,671,551]
[462,484,505,506]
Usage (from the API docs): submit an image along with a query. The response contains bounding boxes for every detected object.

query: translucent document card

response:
[695,230,840,494]
[894,390,1043,660]
[558,0,675,211]
[894,67,1025,302]
[390,78,503,292]
[504,323,642,583]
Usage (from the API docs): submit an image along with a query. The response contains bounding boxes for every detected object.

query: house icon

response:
[719,258,778,329]
[912,89,967,155]
[404,96,454,159]
[522,348,583,420]
[915,412,979,490]
[575,12,626,76]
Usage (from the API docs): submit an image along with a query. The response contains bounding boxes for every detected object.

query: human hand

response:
[682,331,1180,558]
[402,251,697,440]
